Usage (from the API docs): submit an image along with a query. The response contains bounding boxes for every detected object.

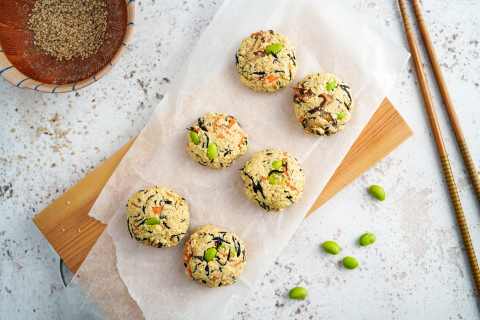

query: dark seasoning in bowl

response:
[28,0,108,61]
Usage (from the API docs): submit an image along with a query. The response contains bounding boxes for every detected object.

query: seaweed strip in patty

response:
[244,172,266,199]
[235,52,239,64]
[127,221,134,238]
[137,218,147,226]
[163,222,170,229]
[204,132,209,147]
[216,256,227,266]
[339,84,352,102]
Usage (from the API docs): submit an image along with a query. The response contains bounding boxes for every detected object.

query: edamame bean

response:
[342,257,359,270]
[265,43,284,55]
[359,233,376,246]
[369,185,385,201]
[321,241,340,255]
[145,217,160,225]
[190,131,199,145]
[268,172,285,185]
[326,79,336,91]
[204,248,217,262]
[272,160,283,169]
[243,141,248,151]
[207,142,218,159]
[289,287,308,299]
[229,246,237,254]
[337,112,347,120]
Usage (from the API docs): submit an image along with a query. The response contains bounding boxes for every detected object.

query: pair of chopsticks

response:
[397,0,480,298]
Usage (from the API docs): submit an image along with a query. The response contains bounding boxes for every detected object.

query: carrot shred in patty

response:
[262,75,279,85]
[153,206,163,214]
[130,203,140,208]
[227,119,237,128]
[212,117,221,133]
[261,176,267,181]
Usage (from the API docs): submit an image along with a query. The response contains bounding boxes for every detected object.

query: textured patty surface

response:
[241,149,305,212]
[236,30,297,92]
[187,113,248,169]
[183,225,247,288]
[293,72,354,136]
[127,186,189,248]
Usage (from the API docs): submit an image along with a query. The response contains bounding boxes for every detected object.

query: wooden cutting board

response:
[33,98,413,274]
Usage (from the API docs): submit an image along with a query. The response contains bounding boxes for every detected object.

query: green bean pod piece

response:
[272,160,283,169]
[337,112,347,120]
[289,287,308,299]
[342,257,359,270]
[326,79,336,91]
[359,233,376,246]
[321,241,340,255]
[207,142,218,159]
[145,217,161,225]
[265,43,284,55]
[190,131,199,145]
[369,185,386,201]
[204,248,217,262]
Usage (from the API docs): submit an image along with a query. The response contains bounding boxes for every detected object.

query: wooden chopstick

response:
[397,0,480,297]
[410,0,480,206]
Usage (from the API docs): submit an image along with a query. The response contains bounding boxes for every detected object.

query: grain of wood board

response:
[33,98,413,274]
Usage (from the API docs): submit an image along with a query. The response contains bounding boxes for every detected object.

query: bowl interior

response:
[0,0,127,85]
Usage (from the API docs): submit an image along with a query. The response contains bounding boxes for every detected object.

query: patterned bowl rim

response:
[0,0,136,93]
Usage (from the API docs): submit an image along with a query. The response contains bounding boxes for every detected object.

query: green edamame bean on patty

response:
[359,233,376,246]
[272,160,283,169]
[265,43,284,55]
[322,241,340,255]
[289,287,307,299]
[204,247,217,262]
[342,257,359,270]
[207,142,218,159]
[190,131,199,145]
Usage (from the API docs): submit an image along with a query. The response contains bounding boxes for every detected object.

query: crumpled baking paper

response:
[61,0,410,319]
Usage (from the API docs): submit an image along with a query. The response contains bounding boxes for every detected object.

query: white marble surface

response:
[1,0,480,319]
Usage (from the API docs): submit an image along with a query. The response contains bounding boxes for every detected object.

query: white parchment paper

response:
[62,0,409,319]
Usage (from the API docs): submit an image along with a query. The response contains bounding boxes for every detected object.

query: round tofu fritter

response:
[183,225,247,288]
[293,72,354,136]
[236,30,297,92]
[187,113,248,169]
[127,186,189,248]
[240,149,305,212]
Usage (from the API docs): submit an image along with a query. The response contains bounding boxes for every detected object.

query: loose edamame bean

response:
[204,248,217,262]
[359,233,376,246]
[289,287,308,299]
[268,172,285,185]
[326,79,336,91]
[207,142,218,159]
[321,241,340,255]
[342,257,359,270]
[190,131,199,145]
[369,185,386,201]
[337,112,347,120]
[265,43,284,55]
[272,160,283,169]
[145,217,160,225]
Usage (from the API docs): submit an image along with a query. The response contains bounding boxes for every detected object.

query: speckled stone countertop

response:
[1,0,480,319]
